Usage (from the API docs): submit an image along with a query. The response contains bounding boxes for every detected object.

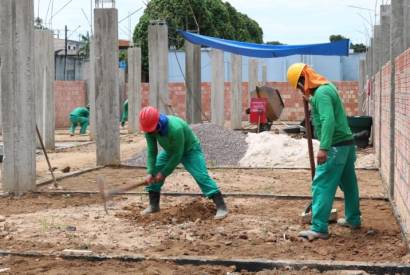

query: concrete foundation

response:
[119,69,126,116]
[262,64,267,85]
[127,47,142,133]
[148,21,169,114]
[380,5,391,66]
[94,8,120,166]
[405,0,410,48]
[211,49,224,127]
[358,59,366,115]
[185,40,202,124]
[34,30,55,150]
[248,59,258,100]
[373,25,382,73]
[0,0,36,193]
[231,54,242,130]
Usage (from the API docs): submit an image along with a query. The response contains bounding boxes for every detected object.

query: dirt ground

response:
[39,167,386,198]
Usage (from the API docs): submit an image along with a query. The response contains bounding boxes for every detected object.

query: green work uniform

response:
[69,107,89,135]
[145,116,220,198]
[121,100,128,127]
[310,83,361,233]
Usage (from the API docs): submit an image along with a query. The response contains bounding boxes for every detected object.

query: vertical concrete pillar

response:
[211,49,224,127]
[248,59,258,100]
[185,40,202,124]
[0,0,36,193]
[119,69,126,116]
[262,64,267,85]
[405,0,410,48]
[373,25,382,73]
[127,47,141,133]
[148,21,169,114]
[94,8,120,165]
[231,54,242,130]
[389,0,405,199]
[88,39,96,140]
[358,60,366,115]
[380,5,391,66]
[34,30,55,150]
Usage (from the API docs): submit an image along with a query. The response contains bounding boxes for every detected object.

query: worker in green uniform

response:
[287,63,361,240]
[69,105,90,136]
[139,106,228,220]
[121,99,128,127]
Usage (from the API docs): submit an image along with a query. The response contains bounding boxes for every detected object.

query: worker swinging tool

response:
[287,63,361,241]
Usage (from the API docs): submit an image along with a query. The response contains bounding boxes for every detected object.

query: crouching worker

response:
[287,63,361,240]
[69,105,90,136]
[139,106,228,219]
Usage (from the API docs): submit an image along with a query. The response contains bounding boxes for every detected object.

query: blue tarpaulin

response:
[178,30,350,58]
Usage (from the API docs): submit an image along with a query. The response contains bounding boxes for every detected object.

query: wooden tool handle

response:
[303,98,315,180]
[107,180,147,197]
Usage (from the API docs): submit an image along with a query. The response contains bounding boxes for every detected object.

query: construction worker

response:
[139,106,228,219]
[287,63,361,240]
[121,99,128,127]
[69,105,90,136]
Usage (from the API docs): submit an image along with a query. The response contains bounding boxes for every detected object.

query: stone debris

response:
[124,123,248,167]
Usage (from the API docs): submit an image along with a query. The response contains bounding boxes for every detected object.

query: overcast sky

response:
[34,0,383,45]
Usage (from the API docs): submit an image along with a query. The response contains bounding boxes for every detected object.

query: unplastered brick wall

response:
[374,71,381,168]
[140,81,359,122]
[393,48,410,235]
[54,81,87,128]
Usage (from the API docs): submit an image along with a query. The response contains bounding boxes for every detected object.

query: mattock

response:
[97,175,148,214]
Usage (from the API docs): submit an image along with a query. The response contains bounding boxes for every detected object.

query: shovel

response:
[300,98,338,223]
[96,175,148,214]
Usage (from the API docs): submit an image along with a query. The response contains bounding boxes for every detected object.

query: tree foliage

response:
[329,34,367,53]
[266,41,284,45]
[133,0,264,77]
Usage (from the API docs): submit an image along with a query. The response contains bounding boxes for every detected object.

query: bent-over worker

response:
[139,106,228,220]
[69,105,90,136]
[287,63,361,240]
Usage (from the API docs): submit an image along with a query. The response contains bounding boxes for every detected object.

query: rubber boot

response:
[211,192,228,220]
[141,191,160,215]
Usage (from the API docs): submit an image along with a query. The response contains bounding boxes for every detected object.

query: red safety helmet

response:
[139,106,160,133]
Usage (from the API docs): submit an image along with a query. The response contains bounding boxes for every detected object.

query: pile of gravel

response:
[124,123,248,167]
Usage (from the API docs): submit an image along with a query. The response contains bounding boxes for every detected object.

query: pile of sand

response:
[239,132,319,168]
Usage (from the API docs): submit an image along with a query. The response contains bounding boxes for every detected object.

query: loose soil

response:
[39,167,385,198]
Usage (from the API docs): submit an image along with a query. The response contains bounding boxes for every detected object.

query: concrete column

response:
[358,59,366,115]
[0,0,36,193]
[211,49,224,127]
[148,21,169,114]
[119,69,126,116]
[380,5,391,66]
[88,39,96,140]
[262,64,267,85]
[405,0,410,48]
[231,54,242,130]
[185,40,202,124]
[248,59,258,100]
[94,8,120,166]
[388,0,406,199]
[373,25,382,73]
[34,30,55,150]
[127,47,141,133]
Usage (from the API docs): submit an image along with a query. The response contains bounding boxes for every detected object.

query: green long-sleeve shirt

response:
[310,83,353,151]
[70,107,89,118]
[145,116,199,176]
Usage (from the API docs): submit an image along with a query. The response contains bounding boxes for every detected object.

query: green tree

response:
[329,34,348,42]
[329,34,367,53]
[78,32,90,58]
[133,0,263,79]
[266,41,284,45]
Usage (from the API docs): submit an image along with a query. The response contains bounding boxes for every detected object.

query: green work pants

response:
[69,115,89,134]
[146,143,220,198]
[121,110,128,127]
[311,144,361,233]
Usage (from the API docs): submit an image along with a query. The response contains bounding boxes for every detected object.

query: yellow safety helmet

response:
[287,63,306,89]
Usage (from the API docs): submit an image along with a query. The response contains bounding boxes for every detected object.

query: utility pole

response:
[64,25,68,80]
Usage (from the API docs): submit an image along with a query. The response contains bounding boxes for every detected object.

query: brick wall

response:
[54,80,358,127]
[393,48,410,235]
[54,81,87,128]
[374,71,381,168]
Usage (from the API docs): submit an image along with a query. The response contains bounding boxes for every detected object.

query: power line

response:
[51,0,74,18]
[118,7,142,24]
